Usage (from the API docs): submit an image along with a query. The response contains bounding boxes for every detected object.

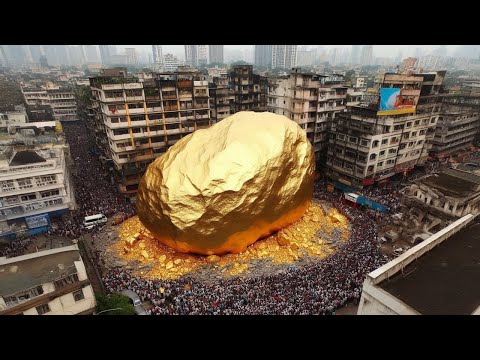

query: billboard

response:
[25,214,50,229]
[377,87,418,115]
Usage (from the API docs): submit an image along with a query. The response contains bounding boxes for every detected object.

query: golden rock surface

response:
[136,111,315,255]
[114,201,350,280]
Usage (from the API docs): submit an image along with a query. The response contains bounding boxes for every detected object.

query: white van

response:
[83,214,108,229]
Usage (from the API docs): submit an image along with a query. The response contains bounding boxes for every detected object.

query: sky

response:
[118,45,462,60]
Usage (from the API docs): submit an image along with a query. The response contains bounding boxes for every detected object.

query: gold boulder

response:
[136,111,315,255]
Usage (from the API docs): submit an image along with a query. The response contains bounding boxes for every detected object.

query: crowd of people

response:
[0,238,32,257]
[103,186,387,315]
[48,123,136,239]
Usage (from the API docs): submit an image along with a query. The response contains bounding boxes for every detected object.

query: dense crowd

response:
[0,238,32,257]
[48,123,136,239]
[103,186,387,315]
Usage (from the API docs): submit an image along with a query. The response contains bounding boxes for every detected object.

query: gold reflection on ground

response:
[113,201,349,280]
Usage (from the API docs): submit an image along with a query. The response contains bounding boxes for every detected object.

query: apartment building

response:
[326,72,444,189]
[229,65,267,113]
[0,244,96,315]
[0,122,74,239]
[267,68,347,160]
[209,76,234,122]
[22,83,77,122]
[89,68,214,197]
[271,45,298,69]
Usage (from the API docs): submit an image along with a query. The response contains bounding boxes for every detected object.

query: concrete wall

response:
[358,214,475,315]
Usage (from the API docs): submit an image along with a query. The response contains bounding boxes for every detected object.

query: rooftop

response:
[380,218,480,315]
[9,150,46,166]
[419,169,480,197]
[0,246,80,296]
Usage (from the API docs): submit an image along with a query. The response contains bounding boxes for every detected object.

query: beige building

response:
[89,68,214,197]
[0,244,96,315]
[267,68,347,160]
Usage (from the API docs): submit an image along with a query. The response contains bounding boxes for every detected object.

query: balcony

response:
[164,105,179,111]
[127,108,145,115]
[125,96,144,102]
[178,80,193,88]
[103,96,125,102]
[194,81,208,87]
[162,94,177,100]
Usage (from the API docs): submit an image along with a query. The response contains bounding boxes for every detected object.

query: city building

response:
[197,45,208,66]
[352,76,367,90]
[272,45,297,69]
[267,68,347,160]
[99,45,111,65]
[22,82,77,122]
[431,97,480,156]
[0,244,96,315]
[209,45,224,64]
[88,68,214,198]
[230,65,267,114]
[401,57,418,72]
[358,214,480,315]
[351,45,361,65]
[184,45,197,67]
[326,72,445,189]
[84,45,99,64]
[152,45,164,71]
[461,78,480,96]
[125,48,138,66]
[163,54,181,72]
[209,76,234,122]
[0,122,74,240]
[0,105,28,129]
[254,45,272,68]
[296,48,316,67]
[360,45,373,66]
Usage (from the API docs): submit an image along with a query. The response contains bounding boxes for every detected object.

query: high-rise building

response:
[99,45,111,65]
[163,54,181,72]
[88,69,214,197]
[185,45,197,67]
[197,45,208,66]
[55,45,69,66]
[267,68,347,160]
[230,65,267,113]
[351,45,361,64]
[209,45,224,64]
[360,45,373,66]
[29,45,43,63]
[67,46,86,67]
[297,49,315,67]
[254,45,272,68]
[84,45,100,63]
[125,48,138,66]
[271,45,297,69]
[1,45,32,66]
[152,45,164,71]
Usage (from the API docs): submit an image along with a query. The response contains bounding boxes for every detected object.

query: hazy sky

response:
[118,45,461,60]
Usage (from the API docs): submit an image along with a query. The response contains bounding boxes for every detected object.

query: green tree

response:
[344,69,356,84]
[95,293,136,315]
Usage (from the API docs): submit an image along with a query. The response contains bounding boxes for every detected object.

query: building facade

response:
[209,45,224,64]
[0,122,74,239]
[229,65,267,113]
[0,244,96,315]
[267,68,347,160]
[125,48,138,66]
[152,45,164,71]
[163,54,181,72]
[272,45,297,69]
[326,72,443,189]
[209,76,234,122]
[22,83,77,122]
[254,45,272,68]
[89,69,214,197]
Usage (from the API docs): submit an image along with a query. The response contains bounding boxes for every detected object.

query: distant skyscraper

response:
[185,45,197,67]
[99,45,111,65]
[67,46,86,66]
[297,49,315,67]
[2,45,31,66]
[164,53,181,72]
[39,55,48,68]
[360,45,373,66]
[125,48,138,65]
[197,45,208,65]
[209,45,224,64]
[84,45,100,63]
[271,45,297,69]
[55,45,69,66]
[254,45,272,67]
[152,45,164,70]
[29,45,43,63]
[351,45,361,64]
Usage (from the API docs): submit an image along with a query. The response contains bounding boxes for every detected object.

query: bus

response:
[83,214,108,229]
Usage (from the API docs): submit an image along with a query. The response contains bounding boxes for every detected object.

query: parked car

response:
[120,289,147,315]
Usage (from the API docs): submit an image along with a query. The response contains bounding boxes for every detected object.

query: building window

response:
[430,118,436,123]
[36,304,51,315]
[381,139,388,145]
[73,289,85,302]
[408,142,414,147]
[20,193,37,201]
[417,140,423,145]
[411,131,417,137]
[379,150,385,156]
[372,140,379,148]
[406,122,412,127]
[17,179,33,190]
[367,165,374,172]
[337,134,345,140]
[388,148,397,154]
[349,136,357,144]
[386,159,395,165]
[414,120,420,125]
[369,153,377,160]
[419,130,425,135]
[54,273,79,290]
[378,161,383,166]
[399,143,406,150]
[360,139,368,146]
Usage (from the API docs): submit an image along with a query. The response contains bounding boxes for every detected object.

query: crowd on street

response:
[103,186,387,315]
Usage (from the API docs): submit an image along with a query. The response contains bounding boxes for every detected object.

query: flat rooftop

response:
[380,219,480,315]
[420,170,480,197]
[0,249,79,296]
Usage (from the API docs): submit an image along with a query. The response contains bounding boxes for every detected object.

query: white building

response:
[125,48,138,66]
[0,244,96,315]
[22,83,77,122]
[272,45,298,69]
[163,53,181,72]
[0,122,74,239]
[197,45,208,66]
[152,45,164,71]
[0,105,28,129]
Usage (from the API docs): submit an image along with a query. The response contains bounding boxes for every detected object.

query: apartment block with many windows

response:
[230,65,267,113]
[89,68,214,197]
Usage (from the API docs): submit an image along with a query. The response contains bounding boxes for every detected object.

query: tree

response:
[344,69,356,84]
[95,293,136,315]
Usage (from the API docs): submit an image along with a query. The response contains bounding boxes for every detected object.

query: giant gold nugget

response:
[137,111,315,255]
